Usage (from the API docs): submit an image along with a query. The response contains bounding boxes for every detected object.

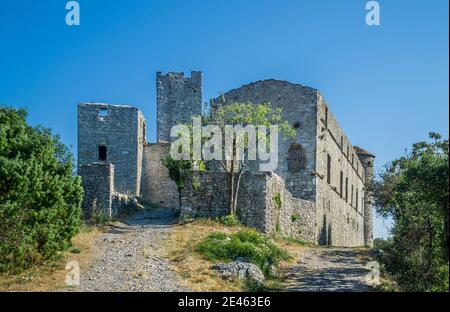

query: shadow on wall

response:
[320,215,333,246]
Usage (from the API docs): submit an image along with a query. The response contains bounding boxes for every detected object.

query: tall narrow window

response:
[98,146,107,161]
[326,154,331,184]
[345,178,349,202]
[340,136,344,150]
[288,143,305,171]
[356,189,359,210]
[325,107,328,126]
[143,121,146,142]
[339,171,343,198]
[352,154,354,165]
[347,146,349,158]
[351,185,354,206]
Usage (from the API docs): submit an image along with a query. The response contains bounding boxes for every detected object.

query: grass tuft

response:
[196,229,291,276]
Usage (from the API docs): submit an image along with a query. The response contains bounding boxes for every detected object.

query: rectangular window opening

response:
[98,145,107,161]
[99,108,109,117]
[326,154,331,184]
[345,178,349,202]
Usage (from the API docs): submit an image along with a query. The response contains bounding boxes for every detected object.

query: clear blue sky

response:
[1,0,448,239]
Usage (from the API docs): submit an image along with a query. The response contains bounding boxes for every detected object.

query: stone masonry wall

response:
[314,94,365,247]
[210,79,318,201]
[141,143,180,209]
[156,71,202,142]
[79,163,114,219]
[180,171,316,243]
[78,103,144,196]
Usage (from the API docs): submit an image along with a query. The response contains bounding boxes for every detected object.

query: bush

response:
[216,214,241,227]
[196,229,290,276]
[0,107,83,272]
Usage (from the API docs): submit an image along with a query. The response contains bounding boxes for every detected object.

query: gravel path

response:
[282,247,375,292]
[75,208,189,292]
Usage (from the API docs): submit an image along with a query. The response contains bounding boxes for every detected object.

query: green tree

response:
[375,133,449,291]
[204,102,295,215]
[0,106,83,271]
[164,102,295,216]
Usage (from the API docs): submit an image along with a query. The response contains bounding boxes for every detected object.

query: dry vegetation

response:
[0,223,103,292]
[164,219,304,292]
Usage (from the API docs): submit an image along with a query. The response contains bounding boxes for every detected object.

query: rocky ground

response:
[64,207,375,292]
[281,247,375,292]
[71,208,189,292]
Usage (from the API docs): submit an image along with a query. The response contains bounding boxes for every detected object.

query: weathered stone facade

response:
[78,162,139,218]
[79,162,115,218]
[77,71,375,247]
[141,142,180,209]
[157,71,202,142]
[78,103,145,195]
[179,171,316,242]
[210,80,318,201]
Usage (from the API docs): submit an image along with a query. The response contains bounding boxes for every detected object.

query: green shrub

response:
[273,193,281,209]
[196,229,290,276]
[291,214,300,222]
[217,214,241,227]
[0,107,83,272]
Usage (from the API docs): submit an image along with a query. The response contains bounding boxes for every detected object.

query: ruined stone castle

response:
[78,71,375,247]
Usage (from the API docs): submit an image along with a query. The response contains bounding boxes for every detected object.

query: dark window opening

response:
[351,185,354,206]
[325,107,328,126]
[326,154,331,184]
[98,146,107,161]
[340,136,344,150]
[339,171,343,198]
[356,189,359,210]
[345,177,349,202]
[143,121,146,142]
[293,122,301,129]
[288,143,305,171]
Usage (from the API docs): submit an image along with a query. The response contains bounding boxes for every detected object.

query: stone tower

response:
[78,103,146,196]
[355,146,376,247]
[156,71,202,142]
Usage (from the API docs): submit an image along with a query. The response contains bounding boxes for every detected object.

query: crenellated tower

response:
[156,71,202,142]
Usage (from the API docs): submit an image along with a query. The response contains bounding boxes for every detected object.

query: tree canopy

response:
[375,132,449,291]
[0,106,83,271]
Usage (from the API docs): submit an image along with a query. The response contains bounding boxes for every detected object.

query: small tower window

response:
[324,107,328,126]
[98,146,107,161]
[99,108,109,117]
[339,171,344,198]
[288,143,305,171]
